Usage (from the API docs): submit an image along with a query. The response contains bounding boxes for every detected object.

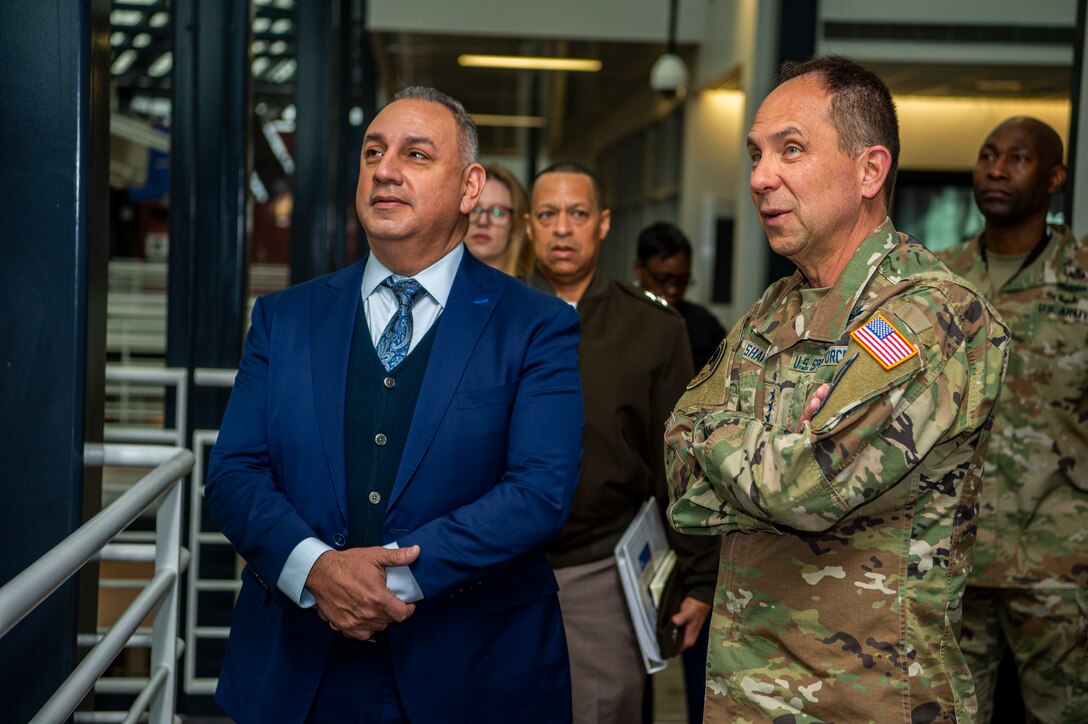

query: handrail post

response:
[175,371,189,450]
[150,476,182,724]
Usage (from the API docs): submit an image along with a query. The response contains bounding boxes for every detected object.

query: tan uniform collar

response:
[753,218,902,350]
[949,224,1073,293]
[997,223,1072,291]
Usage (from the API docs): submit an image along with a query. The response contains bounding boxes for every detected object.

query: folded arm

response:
[667,300,976,536]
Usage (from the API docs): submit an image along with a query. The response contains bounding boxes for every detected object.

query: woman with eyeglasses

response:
[466,163,535,278]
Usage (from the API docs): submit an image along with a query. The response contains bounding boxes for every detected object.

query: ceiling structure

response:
[110,0,299,119]
[371,32,686,156]
[107,2,1076,162]
[110,0,298,195]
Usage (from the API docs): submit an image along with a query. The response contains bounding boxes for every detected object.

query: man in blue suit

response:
[205,86,584,724]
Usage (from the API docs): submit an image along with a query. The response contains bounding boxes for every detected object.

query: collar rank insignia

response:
[850,313,917,370]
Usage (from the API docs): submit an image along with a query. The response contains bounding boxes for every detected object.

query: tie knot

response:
[382,276,426,308]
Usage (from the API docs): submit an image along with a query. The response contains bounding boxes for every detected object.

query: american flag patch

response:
[851,313,918,370]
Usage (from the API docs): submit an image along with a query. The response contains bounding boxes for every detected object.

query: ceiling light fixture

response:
[472,114,546,128]
[148,52,173,78]
[110,10,143,26]
[111,49,137,76]
[650,0,688,99]
[458,54,602,72]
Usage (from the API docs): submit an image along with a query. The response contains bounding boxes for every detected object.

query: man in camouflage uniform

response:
[937,117,1088,722]
[665,56,1009,722]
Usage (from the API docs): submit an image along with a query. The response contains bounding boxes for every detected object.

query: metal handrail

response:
[0,445,191,635]
[33,571,173,724]
[0,444,193,724]
[192,367,237,387]
[104,365,188,450]
[184,369,237,696]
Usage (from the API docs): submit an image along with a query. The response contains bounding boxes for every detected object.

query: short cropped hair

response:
[777,56,900,205]
[393,85,479,167]
[637,222,691,263]
[532,161,607,210]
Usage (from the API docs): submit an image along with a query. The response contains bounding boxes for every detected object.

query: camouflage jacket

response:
[665,220,1009,723]
[938,224,1088,589]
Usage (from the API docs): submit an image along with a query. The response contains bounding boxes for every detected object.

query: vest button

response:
[374,433,387,446]
[368,491,381,505]
[384,376,396,389]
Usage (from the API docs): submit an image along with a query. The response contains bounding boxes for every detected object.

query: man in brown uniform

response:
[526,162,718,724]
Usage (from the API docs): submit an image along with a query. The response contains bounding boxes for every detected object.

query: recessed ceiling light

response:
[148,52,173,78]
[110,10,143,26]
[250,171,270,204]
[111,49,137,75]
[268,59,297,83]
[133,33,151,48]
[149,12,169,28]
[458,54,602,72]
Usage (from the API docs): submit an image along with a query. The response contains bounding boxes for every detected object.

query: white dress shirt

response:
[276,244,464,607]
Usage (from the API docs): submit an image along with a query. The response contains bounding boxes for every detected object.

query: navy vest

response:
[344,300,438,547]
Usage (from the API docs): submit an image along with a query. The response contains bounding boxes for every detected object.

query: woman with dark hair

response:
[466,163,535,278]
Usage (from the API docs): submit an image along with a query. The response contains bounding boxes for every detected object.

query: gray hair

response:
[392,86,479,167]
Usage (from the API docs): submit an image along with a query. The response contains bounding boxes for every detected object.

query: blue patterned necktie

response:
[375,276,427,371]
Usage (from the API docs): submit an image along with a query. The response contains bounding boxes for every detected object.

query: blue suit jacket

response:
[205,251,583,724]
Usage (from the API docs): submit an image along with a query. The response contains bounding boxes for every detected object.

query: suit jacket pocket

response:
[457,380,519,409]
[240,565,271,606]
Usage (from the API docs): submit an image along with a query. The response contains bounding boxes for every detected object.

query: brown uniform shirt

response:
[528,268,717,602]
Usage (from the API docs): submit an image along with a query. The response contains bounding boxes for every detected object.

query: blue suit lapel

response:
[310,260,366,524]
[387,252,505,510]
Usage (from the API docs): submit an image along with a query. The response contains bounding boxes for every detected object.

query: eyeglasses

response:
[470,205,514,226]
[645,270,695,290]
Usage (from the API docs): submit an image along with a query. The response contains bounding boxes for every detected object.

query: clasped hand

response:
[797,383,831,432]
[306,545,420,640]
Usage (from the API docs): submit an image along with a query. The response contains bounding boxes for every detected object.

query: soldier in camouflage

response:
[665,56,1009,722]
[937,117,1088,722]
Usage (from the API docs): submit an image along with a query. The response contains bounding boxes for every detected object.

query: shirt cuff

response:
[277,537,332,608]
[383,541,424,603]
